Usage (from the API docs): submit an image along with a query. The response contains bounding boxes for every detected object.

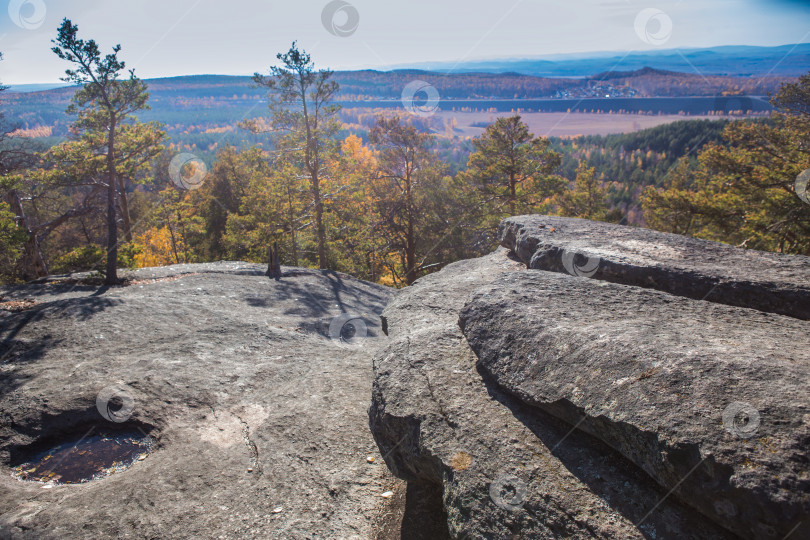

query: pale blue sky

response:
[1,0,809,84]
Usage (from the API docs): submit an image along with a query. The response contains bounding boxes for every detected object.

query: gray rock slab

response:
[1,264,396,539]
[499,215,810,319]
[460,270,810,539]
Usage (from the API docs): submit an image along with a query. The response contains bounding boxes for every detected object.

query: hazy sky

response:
[1,0,809,84]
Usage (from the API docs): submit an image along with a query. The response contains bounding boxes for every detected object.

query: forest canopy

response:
[1,24,808,286]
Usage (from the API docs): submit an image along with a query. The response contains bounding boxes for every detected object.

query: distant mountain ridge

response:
[392,44,810,77]
[6,83,70,94]
[8,44,807,93]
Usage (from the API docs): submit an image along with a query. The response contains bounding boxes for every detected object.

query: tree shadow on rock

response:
[0,296,121,396]
[239,269,392,337]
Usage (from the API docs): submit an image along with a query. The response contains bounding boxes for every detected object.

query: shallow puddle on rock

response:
[11,432,153,485]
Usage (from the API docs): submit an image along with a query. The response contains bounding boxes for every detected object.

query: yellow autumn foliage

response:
[134,227,182,268]
[342,133,376,167]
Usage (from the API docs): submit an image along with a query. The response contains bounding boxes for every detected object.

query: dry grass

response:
[435,111,739,138]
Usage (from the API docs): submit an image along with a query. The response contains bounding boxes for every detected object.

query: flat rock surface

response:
[0,262,398,539]
[499,215,810,319]
[460,271,810,539]
[370,250,735,539]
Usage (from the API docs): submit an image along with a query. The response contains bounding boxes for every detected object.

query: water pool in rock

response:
[11,432,153,485]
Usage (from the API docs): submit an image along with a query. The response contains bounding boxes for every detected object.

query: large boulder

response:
[460,271,810,539]
[370,250,736,539]
[499,215,810,319]
[1,263,397,539]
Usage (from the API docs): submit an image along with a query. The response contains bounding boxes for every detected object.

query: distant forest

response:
[3,68,788,138]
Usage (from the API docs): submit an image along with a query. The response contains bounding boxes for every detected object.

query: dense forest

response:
[1,22,808,287]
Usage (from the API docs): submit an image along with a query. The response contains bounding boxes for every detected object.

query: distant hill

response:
[394,44,810,77]
[590,67,683,80]
[5,83,69,94]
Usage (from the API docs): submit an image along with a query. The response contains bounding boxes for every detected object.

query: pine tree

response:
[51,19,164,284]
[248,43,340,269]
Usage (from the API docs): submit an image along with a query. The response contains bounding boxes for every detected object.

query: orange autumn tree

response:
[134,183,203,267]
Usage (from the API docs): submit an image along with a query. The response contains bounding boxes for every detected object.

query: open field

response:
[436,111,749,138]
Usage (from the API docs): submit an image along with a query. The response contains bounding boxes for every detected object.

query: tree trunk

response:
[287,186,299,267]
[168,224,180,265]
[509,171,517,217]
[20,235,48,281]
[6,191,47,280]
[266,242,281,280]
[298,70,327,270]
[311,172,327,269]
[117,176,133,243]
[405,176,417,285]
[105,117,119,285]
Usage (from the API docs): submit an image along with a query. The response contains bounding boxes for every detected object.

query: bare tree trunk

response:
[509,171,517,217]
[117,176,133,243]
[266,242,281,280]
[21,237,48,281]
[6,190,47,280]
[105,117,119,285]
[168,224,180,265]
